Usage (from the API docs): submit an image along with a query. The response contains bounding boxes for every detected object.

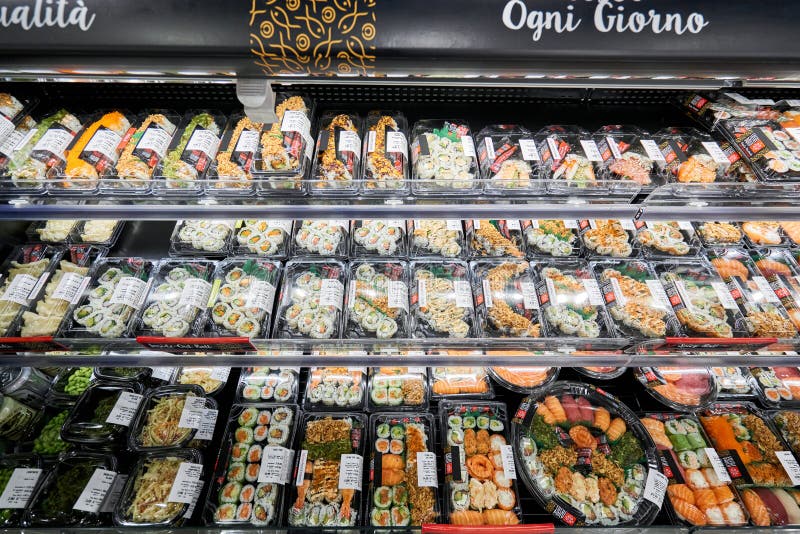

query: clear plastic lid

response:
[750,248,800,332]
[488,366,558,394]
[771,409,800,457]
[237,367,299,404]
[368,367,429,411]
[27,220,78,243]
[634,367,718,410]
[208,112,262,193]
[741,221,789,248]
[693,222,745,247]
[61,380,143,445]
[28,408,72,456]
[0,114,36,172]
[411,119,479,194]
[465,219,526,258]
[93,366,151,382]
[310,111,362,193]
[46,367,93,405]
[175,367,230,396]
[471,259,543,338]
[634,220,701,258]
[476,124,538,192]
[351,219,407,257]
[711,367,755,398]
[410,260,475,338]
[654,127,732,184]
[780,221,800,247]
[574,367,628,380]
[749,367,800,407]
[719,119,800,182]
[408,219,465,258]
[292,219,350,257]
[579,219,638,258]
[535,125,601,190]
[128,384,212,452]
[345,260,409,340]
[69,220,125,247]
[169,220,235,256]
[522,219,581,258]
[594,125,661,188]
[362,110,409,193]
[304,367,366,411]
[430,367,493,399]
[233,219,292,257]
[254,93,314,181]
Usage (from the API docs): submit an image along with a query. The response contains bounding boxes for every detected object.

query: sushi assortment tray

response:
[748,367,800,407]
[368,367,429,411]
[522,219,582,258]
[476,124,539,193]
[634,367,718,411]
[362,111,410,193]
[272,260,345,340]
[170,220,235,256]
[411,119,479,194]
[310,111,362,194]
[410,260,475,338]
[634,221,702,258]
[233,219,292,257]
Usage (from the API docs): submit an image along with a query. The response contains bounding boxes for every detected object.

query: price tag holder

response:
[417,452,437,488]
[167,462,203,504]
[73,469,117,513]
[337,454,363,490]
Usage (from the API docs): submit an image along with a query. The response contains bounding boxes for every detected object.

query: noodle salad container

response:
[471,259,544,338]
[60,379,144,447]
[694,221,746,248]
[410,260,476,339]
[361,110,410,194]
[174,366,230,396]
[236,367,299,404]
[69,220,125,248]
[345,260,410,340]
[410,119,480,195]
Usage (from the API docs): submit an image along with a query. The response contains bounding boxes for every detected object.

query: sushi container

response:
[741,221,790,248]
[59,257,153,341]
[408,219,465,258]
[574,367,628,380]
[717,118,800,182]
[45,367,94,408]
[304,367,366,412]
[410,119,479,195]
[292,219,349,257]
[653,127,731,184]
[0,453,43,527]
[368,367,429,412]
[694,221,746,248]
[351,219,407,257]
[440,400,522,526]
[639,413,749,528]
[652,260,749,339]
[345,260,409,340]
[205,258,281,340]
[24,450,117,527]
[706,248,798,338]
[135,260,216,339]
[69,220,125,248]
[535,125,604,194]
[206,112,263,195]
[780,222,800,247]
[237,367,299,404]
[634,220,702,259]
[431,367,494,400]
[772,410,800,458]
[594,125,663,191]
[0,114,37,176]
[2,108,83,194]
[750,248,800,332]
[102,110,181,194]
[60,379,144,448]
[592,259,682,339]
[113,448,204,527]
[169,220,235,257]
[272,259,346,340]
[534,259,615,339]
[410,260,475,338]
[512,381,662,527]
[309,111,362,195]
[286,413,368,527]
[633,367,718,411]
[698,402,797,488]
[253,93,315,194]
[522,219,582,258]
[476,124,540,194]
[232,219,293,257]
[579,219,638,258]
[361,110,410,194]
[204,403,298,526]
[0,93,30,134]
[488,366,558,395]
[47,110,136,194]
[737,486,800,526]
[175,366,230,396]
[471,259,544,338]
[152,110,226,195]
[748,367,800,407]
[367,412,440,526]
[128,384,217,452]
[466,219,526,258]
[712,367,756,399]
[26,220,78,243]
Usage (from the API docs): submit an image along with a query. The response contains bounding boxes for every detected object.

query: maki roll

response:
[371,387,389,405]
[245,463,260,482]
[235,426,254,444]
[376,438,390,454]
[376,423,391,438]
[254,425,269,442]
[267,425,289,446]
[236,502,253,521]
[252,502,275,526]
[227,463,246,482]
[387,387,403,406]
[238,407,259,427]
[668,432,692,452]
[463,416,476,429]
[273,406,293,425]
[247,444,263,463]
[372,509,391,526]
[257,410,271,426]
[390,439,404,454]
[374,486,392,509]
[686,431,707,449]
[242,385,260,400]
[274,384,292,402]
[220,481,242,503]
[215,503,237,522]
[391,506,411,526]
[230,442,249,462]
[240,484,256,503]
[678,450,700,469]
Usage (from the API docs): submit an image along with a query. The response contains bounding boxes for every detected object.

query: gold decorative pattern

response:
[250,0,377,76]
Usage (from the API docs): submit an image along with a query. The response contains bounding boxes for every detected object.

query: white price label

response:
[52,273,88,303]
[99,474,128,513]
[521,281,539,310]
[281,110,311,136]
[546,138,562,161]
[0,468,42,509]
[454,280,474,309]
[563,219,579,229]
[0,115,13,144]
[518,138,540,161]
[704,448,732,484]
[776,451,800,485]
[417,279,428,308]
[136,127,172,158]
[582,278,604,306]
[606,136,622,159]
[784,99,800,108]
[109,276,148,309]
[482,279,494,308]
[294,449,310,487]
[105,391,143,427]
[258,446,294,484]
[367,130,376,153]
[472,219,481,230]
[753,276,780,303]
[643,469,668,507]
[506,219,521,231]
[234,129,259,155]
[460,136,476,158]
[266,219,293,234]
[338,130,361,154]
[751,98,776,105]
[580,139,603,162]
[619,219,636,231]
[0,127,31,157]
[417,452,437,488]
[246,280,276,313]
[646,280,672,310]
[73,469,116,513]
[500,445,517,479]
[167,462,203,504]
[1,274,38,305]
[677,221,694,233]
[483,137,496,160]
[326,219,349,231]
[640,139,666,162]
[609,277,627,307]
[711,281,740,310]
[185,129,220,159]
[528,220,539,229]
[701,141,731,165]
[178,278,212,311]
[724,92,751,104]
[194,408,217,440]
[84,128,123,162]
[388,281,409,312]
[337,454,363,490]
[446,220,462,232]
[319,279,344,310]
[182,479,203,519]
[406,366,427,374]
[386,131,407,155]
[347,282,356,310]
[178,396,207,429]
[149,367,176,382]
[209,367,231,381]
[33,128,74,156]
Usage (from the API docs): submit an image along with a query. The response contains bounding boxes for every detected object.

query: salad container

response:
[408,219,465,258]
[772,409,800,457]
[175,366,230,396]
[233,219,292,257]
[0,453,43,526]
[26,219,77,243]
[476,124,539,193]
[237,367,299,404]
[351,219,407,257]
[310,111,362,194]
[410,260,475,338]
[523,219,582,258]
[361,110,409,194]
[292,219,349,257]
[345,260,409,340]
[411,119,479,195]
[169,220,235,257]
[431,367,493,400]
[60,380,143,447]
[466,219,526,258]
[368,368,429,412]
[304,367,366,411]
[472,259,543,338]
[634,367,718,411]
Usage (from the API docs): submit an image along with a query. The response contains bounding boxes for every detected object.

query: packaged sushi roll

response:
[534,259,613,339]
[368,413,439,526]
[0,453,43,527]
[287,413,367,527]
[408,219,465,258]
[466,219,526,258]
[410,260,475,338]
[27,219,77,243]
[169,219,235,256]
[61,379,142,448]
[233,219,292,257]
[706,248,798,338]
[751,248,800,331]
[237,367,299,404]
[513,381,662,527]
[272,260,345,339]
[205,403,298,526]
[476,124,539,192]
[310,111,362,193]
[594,125,662,188]
[24,451,117,527]
[653,127,732,184]
[780,221,800,246]
[579,219,637,258]
[175,366,230,396]
[749,367,800,407]
[104,110,180,193]
[0,115,36,175]
[592,259,681,339]
[440,400,521,526]
[772,410,800,458]
[292,219,349,257]
[634,367,718,410]
[70,220,124,247]
[634,220,701,258]
[536,125,603,191]
[694,221,745,247]
[304,367,366,411]
[488,366,558,394]
[206,258,280,339]
[718,118,800,182]
[153,110,225,193]
[522,219,581,257]
[368,368,429,411]
[639,413,749,527]
[471,259,543,338]
[113,448,204,527]
[410,119,479,194]
[738,487,800,526]
[431,367,493,399]
[0,244,63,337]
[345,260,409,340]
[741,221,789,247]
[136,260,215,339]
[351,219,407,257]
[362,110,409,193]
[712,367,755,398]
[208,112,263,193]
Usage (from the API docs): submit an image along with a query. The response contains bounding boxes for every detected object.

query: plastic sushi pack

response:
[653,127,732,184]
[272,260,345,339]
[310,111,362,193]
[237,367,299,404]
[206,403,297,526]
[207,112,262,193]
[741,221,790,247]
[750,248,800,332]
[206,258,281,339]
[489,366,558,394]
[292,219,349,256]
[368,368,429,411]
[345,261,408,339]
[466,219,525,258]
[476,124,539,192]
[304,367,366,411]
[772,410,800,458]
[169,220,234,256]
[27,219,77,243]
[535,125,603,191]
[694,221,745,247]
[154,110,225,193]
[712,367,755,398]
[411,119,479,194]
[137,260,215,338]
[640,413,748,527]
[351,219,406,257]
[635,221,701,258]
[522,219,581,258]
[634,367,718,411]
[368,413,439,526]
[408,219,465,258]
[780,221,800,246]
[287,413,367,527]
[594,125,662,188]
[362,110,409,193]
[234,219,292,257]
[718,118,800,182]
[513,381,662,527]
[410,260,475,338]
[579,219,637,258]
[430,367,493,399]
[749,367,800,407]
[472,259,542,338]
[440,400,521,526]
